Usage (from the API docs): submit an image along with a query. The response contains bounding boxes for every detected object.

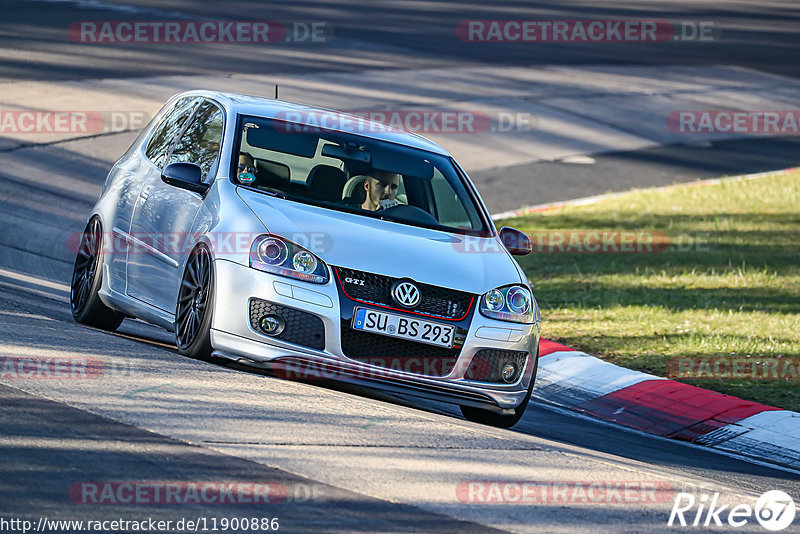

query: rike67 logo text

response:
[668,490,795,531]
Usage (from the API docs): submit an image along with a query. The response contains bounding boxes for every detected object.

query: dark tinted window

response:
[167,100,224,182]
[236,116,489,235]
[431,167,472,228]
[145,97,199,167]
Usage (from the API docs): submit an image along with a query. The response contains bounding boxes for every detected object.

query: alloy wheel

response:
[71,218,102,314]
[176,247,212,350]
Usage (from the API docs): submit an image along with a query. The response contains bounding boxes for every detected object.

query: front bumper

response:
[210,259,541,412]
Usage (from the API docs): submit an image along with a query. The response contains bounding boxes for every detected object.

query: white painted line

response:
[536,400,800,477]
[709,411,800,447]
[535,347,800,469]
[736,410,800,438]
[700,411,800,470]
[493,166,799,220]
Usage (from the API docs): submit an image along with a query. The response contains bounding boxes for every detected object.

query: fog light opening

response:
[260,314,285,336]
[501,362,517,383]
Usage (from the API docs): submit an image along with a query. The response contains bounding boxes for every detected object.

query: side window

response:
[166,101,224,183]
[145,97,199,168]
[431,169,471,227]
[396,178,407,204]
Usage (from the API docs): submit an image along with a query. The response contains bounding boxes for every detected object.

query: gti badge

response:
[391,280,421,308]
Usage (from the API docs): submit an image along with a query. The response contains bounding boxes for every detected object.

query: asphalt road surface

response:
[2,0,799,82]
[1,1,799,532]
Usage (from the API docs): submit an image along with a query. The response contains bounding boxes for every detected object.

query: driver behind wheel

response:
[362,170,400,211]
[237,152,258,185]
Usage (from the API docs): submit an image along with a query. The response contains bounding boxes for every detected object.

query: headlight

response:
[506,286,531,315]
[256,237,288,265]
[250,235,329,284]
[292,251,317,273]
[479,285,535,323]
[484,289,505,311]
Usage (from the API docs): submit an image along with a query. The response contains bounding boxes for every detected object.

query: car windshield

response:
[232,115,491,236]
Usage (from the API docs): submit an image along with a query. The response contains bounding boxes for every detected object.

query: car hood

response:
[236,188,523,294]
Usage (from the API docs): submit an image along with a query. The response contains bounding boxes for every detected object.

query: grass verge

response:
[502,170,800,412]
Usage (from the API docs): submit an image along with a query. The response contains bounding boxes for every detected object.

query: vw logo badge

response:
[391,280,421,308]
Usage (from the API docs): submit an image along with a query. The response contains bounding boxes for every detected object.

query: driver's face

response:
[366,175,399,204]
[238,155,256,173]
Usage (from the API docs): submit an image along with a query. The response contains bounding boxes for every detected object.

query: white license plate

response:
[352,308,455,348]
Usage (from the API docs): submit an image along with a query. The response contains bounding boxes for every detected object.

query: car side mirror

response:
[161,162,209,195]
[499,226,532,256]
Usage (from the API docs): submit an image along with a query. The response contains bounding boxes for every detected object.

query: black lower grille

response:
[249,299,325,351]
[465,349,529,383]
[339,324,461,377]
[334,267,474,320]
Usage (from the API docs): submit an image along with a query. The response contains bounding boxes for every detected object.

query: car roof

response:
[179,90,452,156]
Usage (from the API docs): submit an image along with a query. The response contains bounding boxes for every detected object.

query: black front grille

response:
[249,299,325,351]
[334,267,474,320]
[339,324,461,377]
[465,349,529,383]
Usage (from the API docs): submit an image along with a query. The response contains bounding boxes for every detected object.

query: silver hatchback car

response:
[71,90,541,427]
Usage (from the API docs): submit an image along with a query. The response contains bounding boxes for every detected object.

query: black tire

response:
[460,347,539,428]
[70,217,125,331]
[175,245,214,360]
